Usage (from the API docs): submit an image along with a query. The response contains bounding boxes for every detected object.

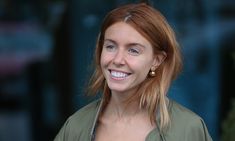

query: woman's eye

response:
[128,48,140,55]
[104,45,116,51]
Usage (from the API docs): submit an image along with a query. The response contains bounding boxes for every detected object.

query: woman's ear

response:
[152,51,167,69]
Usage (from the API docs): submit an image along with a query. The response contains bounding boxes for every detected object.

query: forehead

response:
[104,22,151,46]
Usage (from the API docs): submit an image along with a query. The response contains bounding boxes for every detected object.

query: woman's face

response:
[100,22,158,95]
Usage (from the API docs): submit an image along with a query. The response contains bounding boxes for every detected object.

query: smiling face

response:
[100,22,159,96]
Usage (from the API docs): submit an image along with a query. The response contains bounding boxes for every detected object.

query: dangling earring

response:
[149,68,156,77]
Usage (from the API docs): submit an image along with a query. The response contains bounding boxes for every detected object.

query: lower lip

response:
[111,76,127,81]
[109,72,129,81]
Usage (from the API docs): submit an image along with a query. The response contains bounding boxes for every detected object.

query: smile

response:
[109,70,130,79]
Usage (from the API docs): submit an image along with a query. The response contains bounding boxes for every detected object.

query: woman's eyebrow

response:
[104,39,146,48]
[128,43,146,48]
[104,39,116,44]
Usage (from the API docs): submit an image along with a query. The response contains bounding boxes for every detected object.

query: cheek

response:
[131,60,153,76]
[100,51,111,67]
[131,57,153,69]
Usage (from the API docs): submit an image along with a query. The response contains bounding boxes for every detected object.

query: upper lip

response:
[108,69,131,74]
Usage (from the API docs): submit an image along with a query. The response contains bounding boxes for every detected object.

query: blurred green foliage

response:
[221,99,235,141]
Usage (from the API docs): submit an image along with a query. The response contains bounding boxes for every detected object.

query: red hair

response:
[88,3,182,130]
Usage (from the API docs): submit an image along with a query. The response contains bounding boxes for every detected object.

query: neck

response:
[105,91,142,119]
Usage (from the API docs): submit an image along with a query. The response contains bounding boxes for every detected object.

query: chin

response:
[109,87,126,93]
[108,86,127,93]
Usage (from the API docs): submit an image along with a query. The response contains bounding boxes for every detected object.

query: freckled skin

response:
[100,22,158,97]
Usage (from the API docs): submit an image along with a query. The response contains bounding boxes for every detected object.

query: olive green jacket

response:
[54,99,213,141]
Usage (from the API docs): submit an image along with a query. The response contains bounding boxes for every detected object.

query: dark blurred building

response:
[0,0,67,141]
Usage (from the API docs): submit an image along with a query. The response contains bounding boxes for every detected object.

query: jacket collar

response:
[89,97,171,141]
[89,99,104,141]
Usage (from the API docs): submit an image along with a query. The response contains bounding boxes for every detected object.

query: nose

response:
[113,49,125,66]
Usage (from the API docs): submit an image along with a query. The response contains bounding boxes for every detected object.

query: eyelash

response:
[128,48,140,55]
[103,44,141,55]
[104,45,116,51]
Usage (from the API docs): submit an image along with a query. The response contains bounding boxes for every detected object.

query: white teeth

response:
[111,71,128,78]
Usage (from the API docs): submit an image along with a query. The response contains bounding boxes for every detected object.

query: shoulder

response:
[54,99,101,141]
[67,99,101,131]
[71,99,101,121]
[164,99,212,141]
[169,100,202,124]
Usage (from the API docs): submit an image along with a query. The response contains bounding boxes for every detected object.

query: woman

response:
[54,2,212,141]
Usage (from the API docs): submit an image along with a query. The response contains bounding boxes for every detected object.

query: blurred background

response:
[0,0,234,141]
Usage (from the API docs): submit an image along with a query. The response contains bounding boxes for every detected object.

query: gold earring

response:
[149,70,156,77]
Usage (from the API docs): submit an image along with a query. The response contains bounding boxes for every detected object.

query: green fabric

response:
[54,99,213,141]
